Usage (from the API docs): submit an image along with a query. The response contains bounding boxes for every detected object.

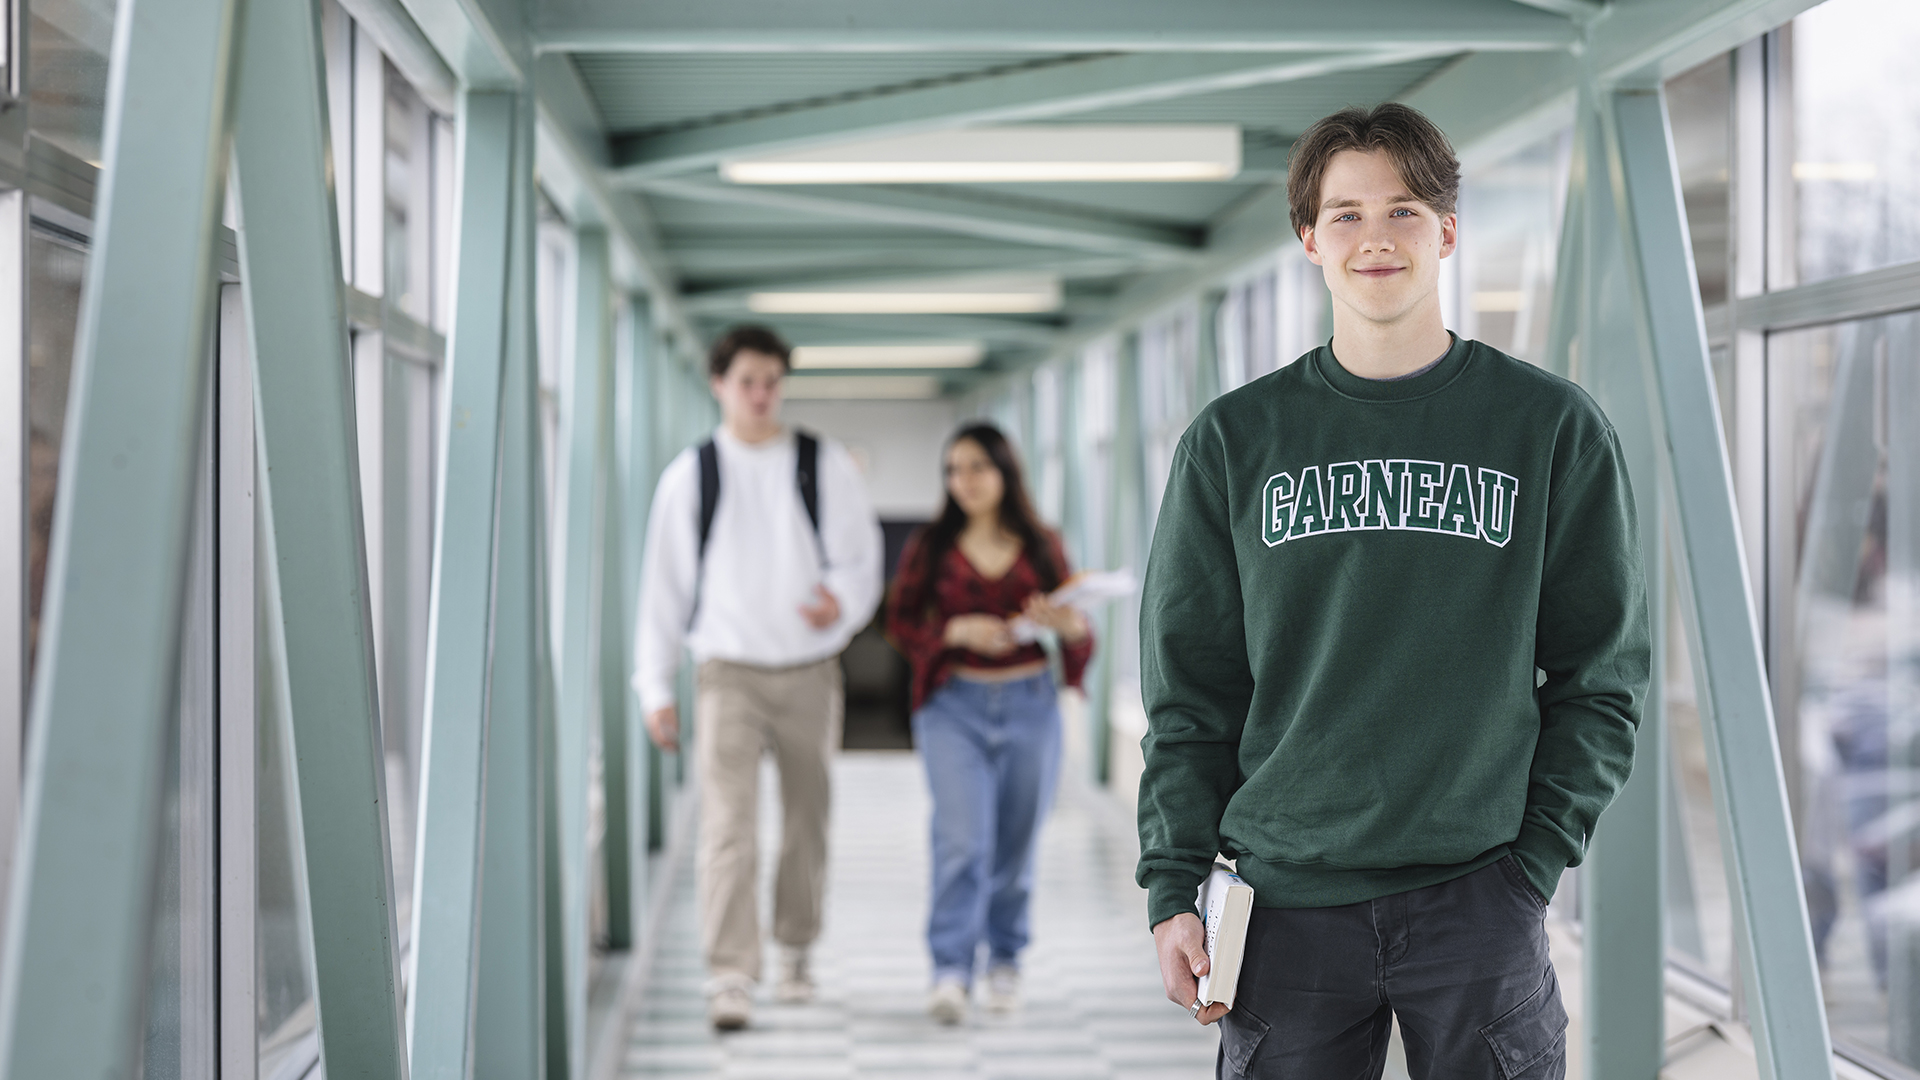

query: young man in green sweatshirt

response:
[1137,104,1649,1080]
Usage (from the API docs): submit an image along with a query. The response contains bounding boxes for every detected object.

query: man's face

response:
[1301,149,1457,328]
[710,348,786,431]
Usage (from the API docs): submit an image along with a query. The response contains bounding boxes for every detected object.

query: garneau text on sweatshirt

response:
[1136,336,1650,929]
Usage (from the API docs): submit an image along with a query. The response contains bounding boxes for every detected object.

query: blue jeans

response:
[912,672,1063,986]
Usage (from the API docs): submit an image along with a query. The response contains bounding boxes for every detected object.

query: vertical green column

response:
[555,227,612,1075]
[407,88,516,1080]
[1089,334,1144,787]
[1054,360,1095,779]
[1609,86,1834,1080]
[0,0,236,1069]
[475,88,546,1078]
[1193,291,1225,409]
[619,304,660,857]
[233,0,407,1071]
[599,300,635,949]
[1575,91,1667,1080]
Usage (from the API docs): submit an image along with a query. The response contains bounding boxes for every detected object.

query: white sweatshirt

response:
[632,426,883,713]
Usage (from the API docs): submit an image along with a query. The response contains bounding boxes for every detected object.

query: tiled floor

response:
[618,751,1220,1079]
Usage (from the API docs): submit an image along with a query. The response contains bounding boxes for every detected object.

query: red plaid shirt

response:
[887,529,1094,712]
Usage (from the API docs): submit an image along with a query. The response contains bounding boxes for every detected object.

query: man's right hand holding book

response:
[1153,914,1231,1027]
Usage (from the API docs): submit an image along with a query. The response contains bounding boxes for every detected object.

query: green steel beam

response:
[679,252,1137,287]
[632,176,1201,261]
[1506,0,1602,19]
[598,302,636,950]
[614,297,655,885]
[1573,94,1665,1080]
[555,227,614,1076]
[1193,290,1224,406]
[391,0,525,87]
[1541,111,1587,382]
[1607,85,1833,1080]
[681,262,1134,312]
[532,91,700,350]
[234,0,407,1071]
[532,0,1578,53]
[407,89,517,1080]
[697,312,1064,349]
[0,0,236,1065]
[475,89,546,1078]
[1400,0,1823,164]
[609,50,1436,181]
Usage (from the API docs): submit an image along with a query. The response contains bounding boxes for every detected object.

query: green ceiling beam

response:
[1506,0,1603,19]
[707,312,1065,347]
[608,50,1437,180]
[677,250,1138,285]
[681,258,1136,303]
[533,0,1578,53]
[393,0,525,87]
[634,176,1201,260]
[532,82,703,357]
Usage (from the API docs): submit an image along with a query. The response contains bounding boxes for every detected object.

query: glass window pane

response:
[385,62,437,326]
[28,0,114,162]
[27,226,85,688]
[1665,53,1733,309]
[1454,126,1573,363]
[1214,266,1280,392]
[1788,0,1920,285]
[1137,301,1198,531]
[1769,311,1920,1064]
[258,553,321,1077]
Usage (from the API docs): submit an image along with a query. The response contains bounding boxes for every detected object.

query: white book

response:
[1195,862,1255,1008]
[1009,570,1137,642]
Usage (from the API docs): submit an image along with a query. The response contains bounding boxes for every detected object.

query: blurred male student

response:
[635,324,882,1032]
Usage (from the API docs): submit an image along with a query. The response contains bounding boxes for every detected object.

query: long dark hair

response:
[910,422,1062,591]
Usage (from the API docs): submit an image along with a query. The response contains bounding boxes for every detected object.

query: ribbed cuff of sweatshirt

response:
[1509,823,1574,905]
[1143,868,1209,931]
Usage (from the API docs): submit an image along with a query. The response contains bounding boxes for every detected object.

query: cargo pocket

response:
[1480,969,1568,1079]
[1218,1006,1270,1078]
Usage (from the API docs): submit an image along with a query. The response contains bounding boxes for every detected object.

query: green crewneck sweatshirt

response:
[1136,336,1649,929]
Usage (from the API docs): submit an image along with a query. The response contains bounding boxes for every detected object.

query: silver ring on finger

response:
[1188,999,1203,1018]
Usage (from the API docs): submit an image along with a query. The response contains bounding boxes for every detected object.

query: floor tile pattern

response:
[619,751,1220,1079]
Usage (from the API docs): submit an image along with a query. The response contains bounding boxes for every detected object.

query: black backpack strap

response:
[696,439,720,562]
[795,430,822,538]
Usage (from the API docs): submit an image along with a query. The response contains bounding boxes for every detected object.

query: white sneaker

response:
[776,945,815,1004]
[984,964,1020,1013]
[707,976,754,1032]
[928,977,969,1025]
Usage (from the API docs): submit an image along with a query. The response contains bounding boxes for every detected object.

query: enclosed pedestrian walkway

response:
[2,0,1919,1078]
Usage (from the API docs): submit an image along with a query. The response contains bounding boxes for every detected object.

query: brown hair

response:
[707,323,792,378]
[1285,103,1460,240]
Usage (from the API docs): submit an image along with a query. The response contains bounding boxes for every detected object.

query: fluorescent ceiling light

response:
[792,342,985,369]
[749,274,1060,315]
[783,376,944,400]
[1471,291,1526,313]
[723,125,1241,185]
[1793,161,1878,181]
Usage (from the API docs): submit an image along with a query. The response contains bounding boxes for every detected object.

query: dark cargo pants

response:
[1218,856,1566,1080]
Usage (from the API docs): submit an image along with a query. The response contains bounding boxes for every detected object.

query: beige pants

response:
[694,657,842,986]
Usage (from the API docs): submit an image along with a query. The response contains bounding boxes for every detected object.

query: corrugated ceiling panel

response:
[573,52,1091,134]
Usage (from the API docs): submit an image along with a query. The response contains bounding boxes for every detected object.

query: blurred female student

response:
[887,422,1094,1025]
